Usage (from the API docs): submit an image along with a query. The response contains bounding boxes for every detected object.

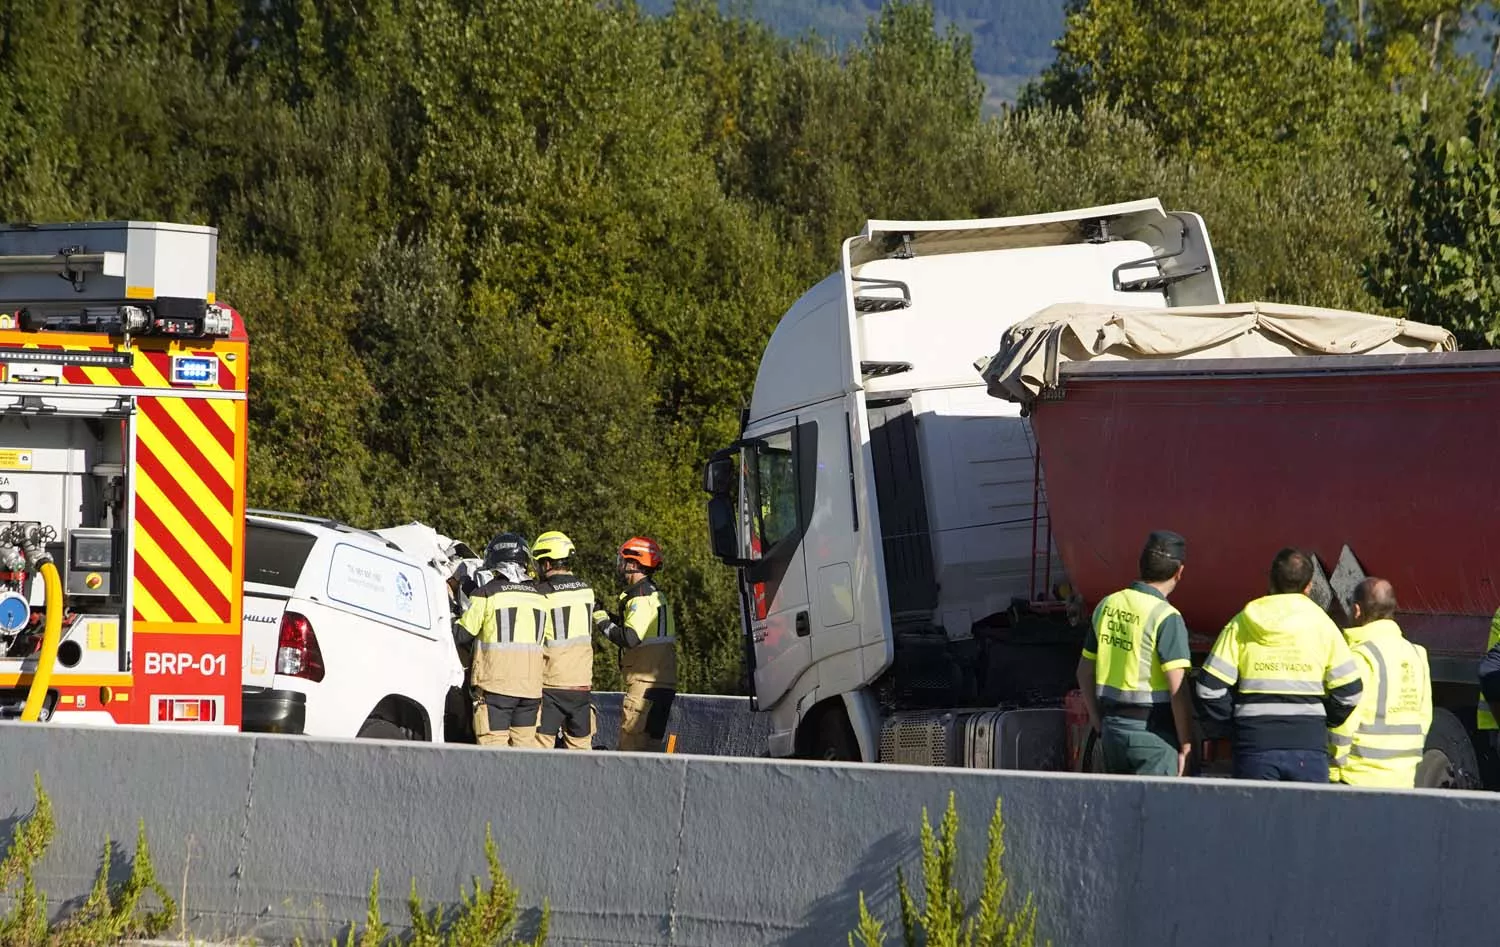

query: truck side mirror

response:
[707,495,745,565]
[703,454,735,496]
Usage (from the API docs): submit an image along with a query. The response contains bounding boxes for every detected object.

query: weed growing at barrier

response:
[848,792,1046,947]
[0,776,546,946]
[0,774,178,945]
[297,824,550,947]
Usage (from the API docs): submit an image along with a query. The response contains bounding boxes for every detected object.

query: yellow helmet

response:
[530,530,575,562]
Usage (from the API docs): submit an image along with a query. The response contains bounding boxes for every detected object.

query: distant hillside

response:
[638,0,1067,110]
[642,1,1500,112]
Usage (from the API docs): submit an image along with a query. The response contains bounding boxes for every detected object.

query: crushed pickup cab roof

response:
[977,300,1457,405]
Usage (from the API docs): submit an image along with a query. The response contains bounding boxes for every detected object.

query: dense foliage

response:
[1,0,1496,693]
[1366,95,1500,345]
[638,0,1066,105]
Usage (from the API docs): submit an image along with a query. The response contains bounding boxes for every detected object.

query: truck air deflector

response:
[853,198,1168,266]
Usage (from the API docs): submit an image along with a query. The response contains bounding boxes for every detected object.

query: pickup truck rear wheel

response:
[1415,708,1481,790]
[357,716,414,741]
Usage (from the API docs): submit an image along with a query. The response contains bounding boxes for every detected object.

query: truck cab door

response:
[705,420,816,710]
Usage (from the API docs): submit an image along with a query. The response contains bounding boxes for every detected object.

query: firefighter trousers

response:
[534,688,594,750]
[619,679,675,752]
[473,692,540,747]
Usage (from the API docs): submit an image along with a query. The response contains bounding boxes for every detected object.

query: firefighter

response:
[1075,530,1195,777]
[1195,547,1364,782]
[1328,577,1432,787]
[454,532,546,747]
[592,536,677,752]
[531,530,596,750]
[1478,606,1500,753]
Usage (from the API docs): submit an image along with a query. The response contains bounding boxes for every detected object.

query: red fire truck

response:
[0,221,248,729]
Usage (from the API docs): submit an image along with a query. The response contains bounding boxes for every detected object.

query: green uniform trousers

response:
[1100,715,1177,776]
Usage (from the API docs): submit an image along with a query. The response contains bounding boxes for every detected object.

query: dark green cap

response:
[1143,530,1186,564]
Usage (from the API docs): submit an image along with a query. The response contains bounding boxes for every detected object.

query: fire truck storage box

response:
[0,221,217,305]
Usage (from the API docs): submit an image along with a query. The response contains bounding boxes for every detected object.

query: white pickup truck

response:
[239,511,468,741]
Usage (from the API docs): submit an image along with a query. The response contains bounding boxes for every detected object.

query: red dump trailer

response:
[983,299,1499,788]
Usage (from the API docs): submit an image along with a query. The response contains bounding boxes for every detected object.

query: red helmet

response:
[618,536,663,571]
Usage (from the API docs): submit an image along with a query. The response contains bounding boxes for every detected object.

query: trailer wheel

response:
[1416,708,1482,790]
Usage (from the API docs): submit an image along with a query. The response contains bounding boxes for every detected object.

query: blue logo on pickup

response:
[170,356,219,387]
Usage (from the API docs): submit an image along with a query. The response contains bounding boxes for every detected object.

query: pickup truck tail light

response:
[277,611,325,683]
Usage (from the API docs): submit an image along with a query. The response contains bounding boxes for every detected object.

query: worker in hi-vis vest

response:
[531,530,597,750]
[1076,530,1195,777]
[1478,607,1500,753]
[1328,578,1431,787]
[593,536,677,752]
[455,532,547,747]
[1195,547,1363,783]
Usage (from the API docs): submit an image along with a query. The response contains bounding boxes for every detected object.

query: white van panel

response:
[324,542,435,635]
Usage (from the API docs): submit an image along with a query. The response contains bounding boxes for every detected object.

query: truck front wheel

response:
[1416,708,1482,790]
[799,704,860,762]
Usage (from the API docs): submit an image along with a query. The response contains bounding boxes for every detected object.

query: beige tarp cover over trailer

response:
[977,300,1457,407]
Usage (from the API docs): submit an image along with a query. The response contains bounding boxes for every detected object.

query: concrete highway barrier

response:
[590,692,772,756]
[3,722,1498,946]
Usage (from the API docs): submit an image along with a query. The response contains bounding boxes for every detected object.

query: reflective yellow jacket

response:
[1328,619,1431,787]
[594,578,677,688]
[457,578,546,699]
[1477,608,1500,730]
[1195,593,1363,754]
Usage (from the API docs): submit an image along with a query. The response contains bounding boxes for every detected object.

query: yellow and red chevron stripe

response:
[0,330,249,630]
[0,338,246,392]
[68,347,243,391]
[132,393,240,625]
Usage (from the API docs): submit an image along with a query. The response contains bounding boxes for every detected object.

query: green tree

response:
[1027,0,1383,163]
[665,1,994,262]
[1366,96,1500,345]
[1334,0,1478,79]
[0,1,84,220]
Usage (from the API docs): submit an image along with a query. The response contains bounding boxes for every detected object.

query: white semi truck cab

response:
[703,199,1225,765]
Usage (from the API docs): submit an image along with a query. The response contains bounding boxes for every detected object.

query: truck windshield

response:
[245,524,316,590]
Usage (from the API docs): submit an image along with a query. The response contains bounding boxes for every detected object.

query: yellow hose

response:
[20,561,62,722]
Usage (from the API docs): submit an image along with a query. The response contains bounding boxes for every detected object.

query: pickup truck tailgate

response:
[241,590,286,689]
